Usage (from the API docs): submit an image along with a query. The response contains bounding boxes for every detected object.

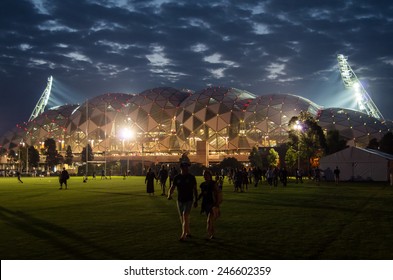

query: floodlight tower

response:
[337,54,384,121]
[28,76,53,121]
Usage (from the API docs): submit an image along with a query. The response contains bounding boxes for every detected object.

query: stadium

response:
[0,55,392,171]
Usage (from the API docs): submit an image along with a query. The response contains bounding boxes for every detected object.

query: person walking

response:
[234,168,243,192]
[295,168,303,184]
[59,167,70,190]
[168,166,178,188]
[272,167,279,187]
[16,170,23,183]
[167,160,198,241]
[314,167,321,185]
[198,169,221,240]
[280,167,288,187]
[334,166,340,185]
[158,165,169,196]
[242,167,249,191]
[266,167,273,187]
[145,167,156,196]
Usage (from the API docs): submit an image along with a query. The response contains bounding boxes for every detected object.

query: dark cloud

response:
[1,0,393,135]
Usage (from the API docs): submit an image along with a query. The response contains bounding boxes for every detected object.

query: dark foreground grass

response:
[1,176,393,260]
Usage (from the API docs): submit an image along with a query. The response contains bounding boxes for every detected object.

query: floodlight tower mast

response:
[337,54,384,121]
[28,76,53,121]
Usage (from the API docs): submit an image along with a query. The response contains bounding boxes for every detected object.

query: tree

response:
[379,132,393,155]
[65,145,74,165]
[366,138,379,150]
[288,112,327,170]
[44,138,62,171]
[285,146,297,171]
[28,146,40,168]
[0,147,7,156]
[326,130,347,155]
[248,147,264,169]
[366,132,393,155]
[267,148,279,167]
[219,157,243,171]
[8,149,17,163]
[81,144,94,163]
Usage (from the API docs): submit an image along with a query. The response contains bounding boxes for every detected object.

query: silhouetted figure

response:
[59,168,70,189]
[158,165,169,196]
[334,166,340,185]
[167,160,198,241]
[145,168,156,196]
[16,171,23,183]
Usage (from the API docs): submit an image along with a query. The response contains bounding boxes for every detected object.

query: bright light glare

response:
[120,128,134,140]
[293,120,302,131]
[353,82,361,91]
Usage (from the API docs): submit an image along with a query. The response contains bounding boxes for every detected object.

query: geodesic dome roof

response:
[317,108,387,144]
[244,94,322,146]
[126,87,191,152]
[0,86,391,155]
[67,93,133,153]
[176,87,256,150]
[0,124,27,150]
[26,104,78,146]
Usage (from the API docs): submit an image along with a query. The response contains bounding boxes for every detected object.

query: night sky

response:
[1,0,393,136]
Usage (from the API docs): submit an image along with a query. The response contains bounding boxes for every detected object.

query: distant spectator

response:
[59,168,70,190]
[334,166,340,185]
[158,165,169,196]
[280,167,288,187]
[296,168,303,184]
[145,168,156,196]
[168,166,178,188]
[16,170,23,183]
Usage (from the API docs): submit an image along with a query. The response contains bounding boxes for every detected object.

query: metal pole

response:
[86,99,88,177]
[141,143,144,175]
[26,145,29,174]
[18,145,21,172]
[297,141,300,170]
[104,103,107,177]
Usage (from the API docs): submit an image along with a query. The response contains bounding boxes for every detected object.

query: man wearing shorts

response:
[168,160,198,241]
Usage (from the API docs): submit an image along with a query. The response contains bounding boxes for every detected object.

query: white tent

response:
[319,146,393,182]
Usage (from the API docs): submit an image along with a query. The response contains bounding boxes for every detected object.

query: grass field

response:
[1,175,393,260]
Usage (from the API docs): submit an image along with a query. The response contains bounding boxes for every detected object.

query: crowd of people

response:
[7,160,340,241]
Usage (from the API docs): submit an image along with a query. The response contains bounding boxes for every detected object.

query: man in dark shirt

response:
[59,167,70,190]
[168,160,198,241]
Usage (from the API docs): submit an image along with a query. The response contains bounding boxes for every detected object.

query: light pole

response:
[120,127,133,175]
[19,141,28,173]
[26,144,28,174]
[293,120,303,170]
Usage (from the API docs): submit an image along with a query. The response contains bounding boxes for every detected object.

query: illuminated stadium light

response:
[29,76,53,122]
[337,54,384,121]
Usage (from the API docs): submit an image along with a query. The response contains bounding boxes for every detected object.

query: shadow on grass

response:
[0,206,125,259]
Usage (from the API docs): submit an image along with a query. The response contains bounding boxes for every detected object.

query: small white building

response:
[319,146,393,182]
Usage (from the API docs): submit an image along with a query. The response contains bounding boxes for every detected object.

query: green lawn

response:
[1,176,393,260]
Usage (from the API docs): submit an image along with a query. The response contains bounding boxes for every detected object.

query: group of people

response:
[166,161,223,241]
[225,166,289,190]
[145,165,178,196]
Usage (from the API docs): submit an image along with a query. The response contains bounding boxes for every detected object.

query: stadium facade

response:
[0,86,391,168]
